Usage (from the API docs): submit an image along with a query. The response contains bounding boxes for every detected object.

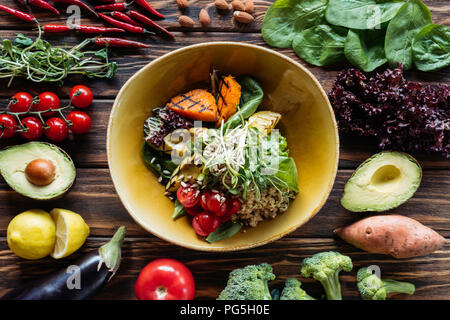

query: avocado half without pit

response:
[0,142,76,200]
[341,151,422,212]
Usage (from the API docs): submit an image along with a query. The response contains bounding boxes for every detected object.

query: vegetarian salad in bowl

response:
[142,70,299,242]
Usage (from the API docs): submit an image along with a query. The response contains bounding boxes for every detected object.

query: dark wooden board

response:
[0,0,449,300]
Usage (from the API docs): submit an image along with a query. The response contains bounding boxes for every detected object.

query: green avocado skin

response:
[0,142,76,200]
[341,151,422,212]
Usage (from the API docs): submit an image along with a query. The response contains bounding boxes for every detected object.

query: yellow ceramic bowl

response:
[107,42,339,251]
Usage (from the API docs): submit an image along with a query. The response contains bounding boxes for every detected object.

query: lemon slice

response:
[50,208,90,259]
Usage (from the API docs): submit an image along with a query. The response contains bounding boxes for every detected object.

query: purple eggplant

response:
[2,226,126,300]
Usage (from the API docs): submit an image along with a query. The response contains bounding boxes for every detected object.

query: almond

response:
[244,0,254,13]
[178,15,195,28]
[231,0,245,11]
[233,10,254,23]
[199,8,211,26]
[215,0,231,10]
[176,0,188,10]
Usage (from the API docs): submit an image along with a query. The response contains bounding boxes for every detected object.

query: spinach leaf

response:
[385,0,432,70]
[142,142,176,179]
[205,221,242,243]
[344,29,387,72]
[326,0,403,30]
[172,200,186,220]
[224,76,263,130]
[274,156,299,192]
[412,24,450,71]
[262,0,328,48]
[292,25,348,66]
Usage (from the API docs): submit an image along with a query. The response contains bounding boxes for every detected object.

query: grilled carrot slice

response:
[167,89,218,122]
[216,75,242,127]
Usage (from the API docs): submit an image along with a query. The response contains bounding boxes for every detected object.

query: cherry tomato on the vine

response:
[20,116,43,141]
[177,185,200,208]
[0,114,18,139]
[135,258,195,300]
[70,85,93,108]
[9,92,33,113]
[34,92,60,116]
[67,111,91,134]
[192,212,220,236]
[45,117,69,142]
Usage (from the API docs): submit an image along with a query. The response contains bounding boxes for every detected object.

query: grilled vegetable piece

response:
[248,111,281,135]
[2,226,126,300]
[166,155,203,192]
[163,128,191,157]
[357,267,415,300]
[280,278,315,300]
[216,75,242,126]
[167,89,218,122]
[144,107,193,150]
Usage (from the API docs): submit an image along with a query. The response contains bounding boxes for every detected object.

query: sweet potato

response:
[167,89,218,122]
[334,215,446,258]
[216,75,241,127]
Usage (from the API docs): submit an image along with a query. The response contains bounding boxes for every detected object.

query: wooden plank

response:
[0,168,448,238]
[0,237,448,300]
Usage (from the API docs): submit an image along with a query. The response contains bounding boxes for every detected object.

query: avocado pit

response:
[25,158,56,186]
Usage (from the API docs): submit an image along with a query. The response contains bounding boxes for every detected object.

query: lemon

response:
[7,209,56,260]
[50,208,90,259]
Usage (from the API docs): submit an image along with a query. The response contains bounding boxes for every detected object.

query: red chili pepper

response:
[28,0,60,15]
[43,24,71,32]
[95,37,149,48]
[134,0,164,19]
[51,0,98,17]
[77,25,125,34]
[0,4,37,23]
[109,11,142,27]
[94,2,129,11]
[127,10,173,39]
[98,12,151,34]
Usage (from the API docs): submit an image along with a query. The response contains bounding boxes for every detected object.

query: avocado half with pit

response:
[341,151,422,212]
[0,142,76,200]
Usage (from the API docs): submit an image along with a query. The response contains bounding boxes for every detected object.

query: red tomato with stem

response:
[9,92,33,113]
[135,258,195,300]
[67,111,91,134]
[45,117,69,142]
[192,212,220,236]
[177,184,200,208]
[0,114,18,139]
[70,85,93,108]
[20,116,43,140]
[34,92,60,116]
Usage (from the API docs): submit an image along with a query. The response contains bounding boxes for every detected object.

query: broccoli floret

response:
[300,251,352,300]
[280,278,315,300]
[217,263,275,300]
[357,267,415,300]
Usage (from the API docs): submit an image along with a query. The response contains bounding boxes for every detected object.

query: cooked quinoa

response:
[231,187,295,227]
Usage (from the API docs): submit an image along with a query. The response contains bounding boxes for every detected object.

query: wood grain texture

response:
[0,0,448,300]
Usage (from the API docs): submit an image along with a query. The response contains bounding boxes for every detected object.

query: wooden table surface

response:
[0,0,449,300]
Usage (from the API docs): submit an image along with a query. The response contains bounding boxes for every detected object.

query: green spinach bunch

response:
[262,0,449,72]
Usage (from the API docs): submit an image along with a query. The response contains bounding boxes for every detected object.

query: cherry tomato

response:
[176,185,200,208]
[67,111,91,134]
[45,117,69,142]
[185,204,202,216]
[9,92,33,113]
[220,198,242,223]
[70,85,93,108]
[0,114,18,139]
[192,212,220,236]
[20,116,43,141]
[135,258,195,300]
[202,189,227,214]
[215,199,228,217]
[34,92,60,116]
